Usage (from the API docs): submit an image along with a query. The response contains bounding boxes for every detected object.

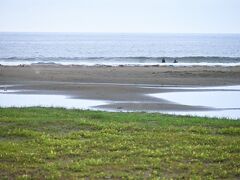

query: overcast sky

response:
[0,0,240,33]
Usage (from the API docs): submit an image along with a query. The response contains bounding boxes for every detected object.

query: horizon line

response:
[0,31,240,35]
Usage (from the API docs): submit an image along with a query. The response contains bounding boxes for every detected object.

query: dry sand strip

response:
[1,65,240,85]
[0,65,240,111]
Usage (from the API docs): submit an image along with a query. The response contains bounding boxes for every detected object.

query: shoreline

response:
[1,62,240,67]
[1,64,240,114]
[1,55,240,66]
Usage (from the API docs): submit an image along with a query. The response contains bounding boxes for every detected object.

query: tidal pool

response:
[1,85,240,119]
[150,86,240,119]
[158,110,240,120]
[0,93,108,110]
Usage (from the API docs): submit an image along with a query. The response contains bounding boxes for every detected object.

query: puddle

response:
[150,91,240,109]
[0,93,108,110]
[150,86,240,119]
[158,110,240,120]
[144,85,240,91]
[1,85,240,119]
[176,85,240,90]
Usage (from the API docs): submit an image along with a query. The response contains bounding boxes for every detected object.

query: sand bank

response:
[1,65,240,112]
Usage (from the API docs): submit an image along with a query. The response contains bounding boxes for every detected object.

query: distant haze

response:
[0,0,240,33]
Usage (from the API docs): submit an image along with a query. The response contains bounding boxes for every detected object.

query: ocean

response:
[0,32,240,66]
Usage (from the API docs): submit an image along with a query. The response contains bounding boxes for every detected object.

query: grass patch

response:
[0,107,240,179]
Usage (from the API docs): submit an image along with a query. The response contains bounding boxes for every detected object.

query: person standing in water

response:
[162,58,166,63]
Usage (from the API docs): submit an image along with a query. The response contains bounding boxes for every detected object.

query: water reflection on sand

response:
[1,85,240,119]
[0,93,108,110]
[150,85,240,119]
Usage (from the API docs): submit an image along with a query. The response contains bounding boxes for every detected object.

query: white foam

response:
[1,61,240,67]
[0,90,19,93]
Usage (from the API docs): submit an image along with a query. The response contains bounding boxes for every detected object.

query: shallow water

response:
[1,85,240,119]
[146,85,240,90]
[158,110,240,120]
[150,86,240,119]
[0,93,108,109]
[150,91,240,109]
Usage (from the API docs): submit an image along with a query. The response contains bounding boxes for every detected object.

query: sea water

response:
[0,33,240,66]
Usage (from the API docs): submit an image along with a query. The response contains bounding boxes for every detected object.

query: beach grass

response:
[0,107,240,179]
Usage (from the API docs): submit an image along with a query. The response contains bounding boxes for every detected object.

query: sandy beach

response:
[1,65,240,112]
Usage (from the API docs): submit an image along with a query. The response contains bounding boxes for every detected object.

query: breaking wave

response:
[1,56,240,66]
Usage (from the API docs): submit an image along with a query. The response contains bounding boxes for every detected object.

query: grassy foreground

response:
[0,108,240,179]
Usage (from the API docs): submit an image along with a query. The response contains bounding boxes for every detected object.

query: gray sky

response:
[0,0,240,33]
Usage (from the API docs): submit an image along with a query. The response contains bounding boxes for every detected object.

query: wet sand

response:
[1,65,240,111]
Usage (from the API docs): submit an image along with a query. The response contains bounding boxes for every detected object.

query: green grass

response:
[0,107,240,179]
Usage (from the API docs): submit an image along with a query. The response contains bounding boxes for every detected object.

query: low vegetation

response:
[0,107,240,179]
